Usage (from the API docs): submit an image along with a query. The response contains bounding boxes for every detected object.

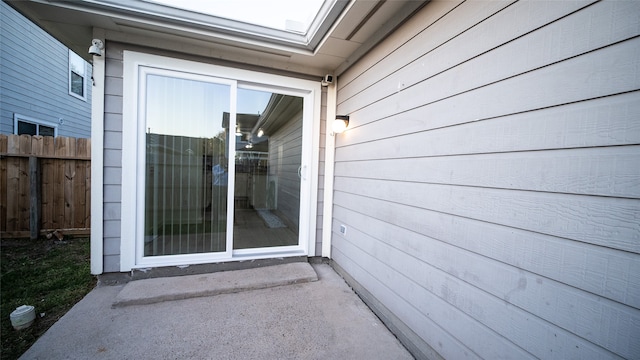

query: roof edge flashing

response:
[305,0,350,50]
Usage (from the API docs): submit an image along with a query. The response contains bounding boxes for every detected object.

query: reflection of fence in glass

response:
[144,133,227,256]
[143,73,232,256]
[0,134,91,239]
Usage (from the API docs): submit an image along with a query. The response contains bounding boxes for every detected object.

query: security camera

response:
[321,74,334,86]
[88,39,104,56]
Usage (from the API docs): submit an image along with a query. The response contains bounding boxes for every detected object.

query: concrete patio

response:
[20,263,413,359]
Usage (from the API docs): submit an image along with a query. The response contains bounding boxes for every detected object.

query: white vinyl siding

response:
[333,1,640,359]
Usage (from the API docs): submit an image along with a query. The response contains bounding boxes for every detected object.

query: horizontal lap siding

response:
[103,43,125,272]
[334,1,640,359]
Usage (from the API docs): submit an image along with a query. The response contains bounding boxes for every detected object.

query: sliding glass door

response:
[233,88,303,251]
[143,71,233,258]
[126,57,316,269]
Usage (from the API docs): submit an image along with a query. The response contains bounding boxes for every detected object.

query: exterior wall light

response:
[88,39,104,56]
[333,115,349,134]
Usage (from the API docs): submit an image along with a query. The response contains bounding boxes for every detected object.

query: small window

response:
[14,114,58,137]
[69,50,87,100]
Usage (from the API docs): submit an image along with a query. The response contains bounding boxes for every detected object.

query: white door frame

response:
[121,51,320,271]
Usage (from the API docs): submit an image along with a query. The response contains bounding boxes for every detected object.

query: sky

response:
[148,0,324,32]
[238,88,271,115]
[146,75,273,138]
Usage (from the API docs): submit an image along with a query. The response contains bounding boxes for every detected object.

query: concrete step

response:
[113,262,318,307]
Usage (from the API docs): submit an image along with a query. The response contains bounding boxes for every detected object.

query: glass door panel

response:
[233,89,302,249]
[144,74,231,256]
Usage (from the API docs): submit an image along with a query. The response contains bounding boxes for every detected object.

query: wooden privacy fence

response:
[0,134,91,239]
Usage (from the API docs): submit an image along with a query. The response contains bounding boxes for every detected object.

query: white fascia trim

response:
[48,0,344,55]
[120,50,138,272]
[322,80,337,258]
[90,34,106,275]
[311,0,356,55]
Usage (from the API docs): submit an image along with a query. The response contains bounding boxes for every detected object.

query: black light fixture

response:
[333,115,349,134]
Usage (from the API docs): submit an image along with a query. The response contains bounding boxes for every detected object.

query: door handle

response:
[298,165,307,180]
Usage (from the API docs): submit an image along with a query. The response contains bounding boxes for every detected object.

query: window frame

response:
[13,113,59,137]
[68,49,88,101]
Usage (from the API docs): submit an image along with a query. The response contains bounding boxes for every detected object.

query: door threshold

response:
[130,255,308,280]
[115,262,318,307]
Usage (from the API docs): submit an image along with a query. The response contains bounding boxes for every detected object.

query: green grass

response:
[0,237,96,360]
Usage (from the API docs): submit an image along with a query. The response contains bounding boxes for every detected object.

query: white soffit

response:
[147,0,325,34]
[39,0,350,51]
[7,0,427,75]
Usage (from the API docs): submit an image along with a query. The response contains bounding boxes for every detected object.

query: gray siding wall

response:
[101,41,327,271]
[0,1,91,138]
[333,1,640,359]
[102,42,125,272]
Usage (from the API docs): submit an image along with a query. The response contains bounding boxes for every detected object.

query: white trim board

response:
[322,80,338,258]
[90,36,105,275]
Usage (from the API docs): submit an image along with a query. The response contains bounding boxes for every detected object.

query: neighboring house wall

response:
[268,108,303,231]
[333,1,639,359]
[0,1,91,138]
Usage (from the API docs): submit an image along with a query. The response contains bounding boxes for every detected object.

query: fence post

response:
[29,156,41,240]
